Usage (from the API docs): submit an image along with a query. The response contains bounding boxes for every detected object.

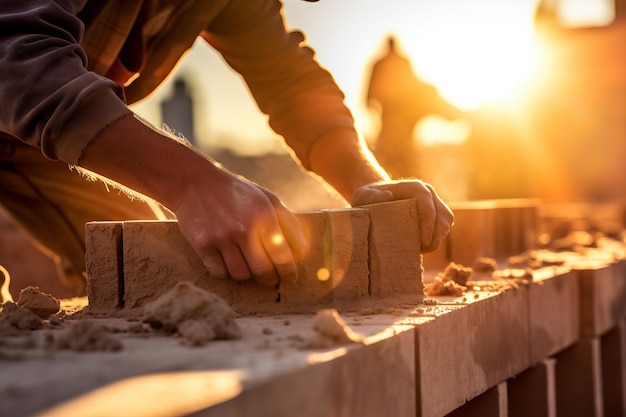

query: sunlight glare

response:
[396,0,539,111]
[415,115,472,146]
[557,0,615,27]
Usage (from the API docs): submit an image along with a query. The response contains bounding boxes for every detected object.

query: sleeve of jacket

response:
[0,0,131,164]
[203,0,356,169]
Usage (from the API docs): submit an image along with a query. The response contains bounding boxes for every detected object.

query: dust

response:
[307,308,364,349]
[0,301,43,333]
[472,257,498,274]
[508,251,565,269]
[424,262,472,297]
[142,281,241,346]
[51,320,122,352]
[17,286,60,319]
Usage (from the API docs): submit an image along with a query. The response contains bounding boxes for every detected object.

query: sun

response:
[396,0,540,111]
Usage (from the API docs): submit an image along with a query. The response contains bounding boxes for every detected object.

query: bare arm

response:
[308,127,454,252]
[78,114,308,286]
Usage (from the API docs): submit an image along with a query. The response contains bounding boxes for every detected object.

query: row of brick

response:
[423,199,540,271]
[446,318,626,417]
[85,199,425,314]
[5,249,625,417]
[205,256,626,417]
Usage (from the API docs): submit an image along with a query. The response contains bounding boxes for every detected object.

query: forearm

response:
[308,127,391,202]
[77,114,220,211]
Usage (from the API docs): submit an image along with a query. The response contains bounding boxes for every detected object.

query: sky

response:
[129,0,612,156]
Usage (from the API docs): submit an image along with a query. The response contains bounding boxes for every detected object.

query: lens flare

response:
[271,234,284,246]
[316,268,331,282]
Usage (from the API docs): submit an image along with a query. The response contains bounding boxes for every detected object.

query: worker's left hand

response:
[350,179,453,252]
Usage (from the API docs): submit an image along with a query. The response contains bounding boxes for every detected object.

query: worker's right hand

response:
[77,114,308,287]
[173,167,308,287]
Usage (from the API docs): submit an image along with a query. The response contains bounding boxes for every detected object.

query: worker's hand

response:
[350,179,454,252]
[173,170,308,287]
[77,114,308,286]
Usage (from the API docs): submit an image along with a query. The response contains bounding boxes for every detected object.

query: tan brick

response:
[85,221,123,312]
[323,207,370,301]
[121,221,278,312]
[507,359,556,417]
[446,383,507,417]
[416,287,531,417]
[205,327,416,417]
[555,338,603,417]
[492,201,539,260]
[600,319,626,417]
[422,236,450,275]
[447,201,497,267]
[529,268,580,363]
[577,260,626,337]
[280,211,332,309]
[447,200,539,267]
[365,199,423,298]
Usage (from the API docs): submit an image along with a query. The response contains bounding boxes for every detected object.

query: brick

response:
[422,236,450,274]
[600,319,626,417]
[577,260,626,337]
[84,221,123,312]
[323,207,370,300]
[447,201,497,266]
[554,338,603,417]
[492,201,539,260]
[507,359,557,417]
[416,286,531,417]
[446,200,540,267]
[446,383,507,417]
[205,327,416,417]
[121,221,278,313]
[280,211,332,310]
[528,268,580,363]
[365,199,423,299]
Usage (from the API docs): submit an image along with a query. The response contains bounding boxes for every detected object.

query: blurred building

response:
[160,78,197,146]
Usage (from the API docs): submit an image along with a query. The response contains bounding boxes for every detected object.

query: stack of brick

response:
[85,199,425,314]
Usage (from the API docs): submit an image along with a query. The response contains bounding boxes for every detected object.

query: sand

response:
[307,308,364,348]
[52,320,123,352]
[17,286,60,319]
[142,281,242,346]
[0,301,43,332]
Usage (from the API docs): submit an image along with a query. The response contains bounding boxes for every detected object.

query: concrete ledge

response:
[415,286,530,417]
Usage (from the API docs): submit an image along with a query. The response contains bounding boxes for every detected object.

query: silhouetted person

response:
[366,36,463,178]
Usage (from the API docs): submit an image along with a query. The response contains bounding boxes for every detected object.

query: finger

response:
[218,243,253,282]
[199,249,229,280]
[421,184,454,252]
[259,225,298,286]
[238,234,280,286]
[351,186,394,206]
[275,207,309,262]
[414,188,437,250]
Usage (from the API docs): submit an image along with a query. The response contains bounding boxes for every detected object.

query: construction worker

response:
[0,0,453,295]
